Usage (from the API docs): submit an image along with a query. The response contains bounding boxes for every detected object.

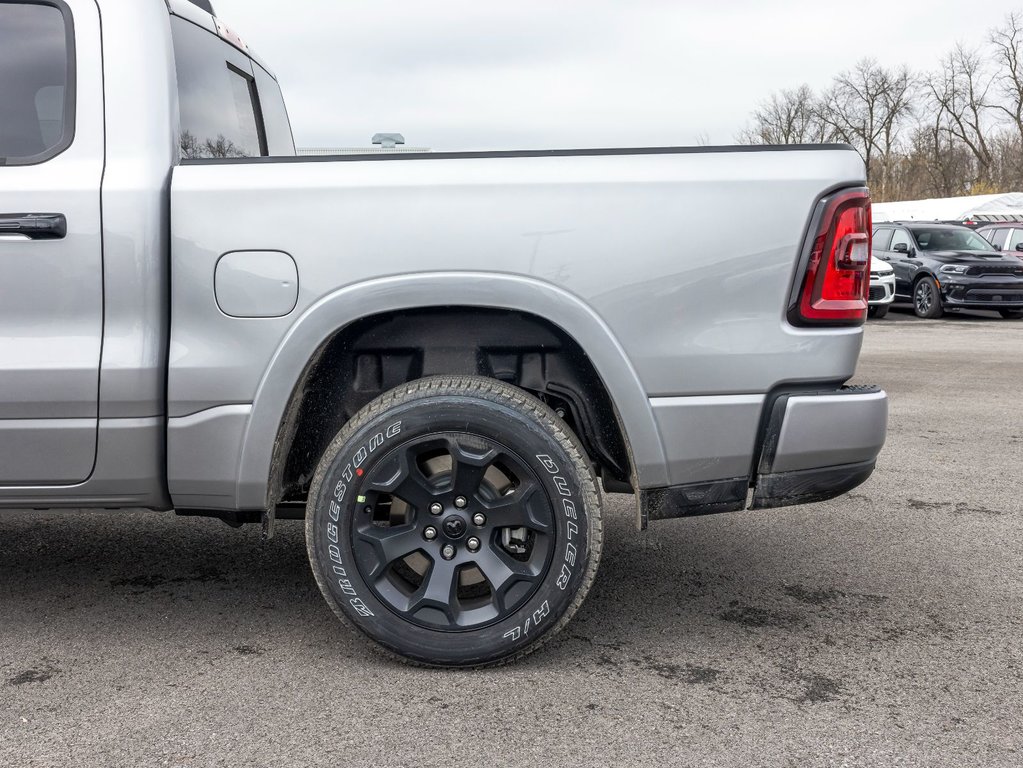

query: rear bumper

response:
[641,385,888,524]
[752,386,887,507]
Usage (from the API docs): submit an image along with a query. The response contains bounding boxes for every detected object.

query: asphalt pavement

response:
[2,307,1021,767]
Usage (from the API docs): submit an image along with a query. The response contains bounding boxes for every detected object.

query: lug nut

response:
[454,496,468,509]
[466,537,481,553]
[441,544,456,560]
[472,513,486,527]
[429,502,443,515]
[424,526,438,541]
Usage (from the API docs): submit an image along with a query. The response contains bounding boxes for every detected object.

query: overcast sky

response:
[215,0,1023,151]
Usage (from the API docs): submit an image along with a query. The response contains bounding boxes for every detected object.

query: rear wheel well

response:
[271,308,632,507]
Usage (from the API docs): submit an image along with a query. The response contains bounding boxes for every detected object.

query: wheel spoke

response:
[393,473,437,511]
[479,482,552,532]
[365,445,436,510]
[408,556,459,619]
[447,439,498,498]
[355,524,423,576]
[473,546,542,611]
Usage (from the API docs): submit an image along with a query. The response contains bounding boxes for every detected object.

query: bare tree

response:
[906,121,974,198]
[817,59,916,200]
[990,12,1023,143]
[736,15,1023,201]
[987,12,1023,187]
[737,84,832,145]
[926,45,997,185]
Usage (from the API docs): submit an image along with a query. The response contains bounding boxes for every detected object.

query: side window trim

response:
[253,61,295,156]
[226,61,268,157]
[0,0,76,166]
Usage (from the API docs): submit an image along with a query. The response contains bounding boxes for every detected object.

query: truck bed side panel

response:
[168,147,865,507]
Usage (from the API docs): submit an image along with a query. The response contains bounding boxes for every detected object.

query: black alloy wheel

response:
[914,276,944,319]
[306,376,602,667]
[349,433,555,632]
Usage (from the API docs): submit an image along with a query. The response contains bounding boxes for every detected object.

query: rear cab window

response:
[0,0,74,165]
[170,14,295,159]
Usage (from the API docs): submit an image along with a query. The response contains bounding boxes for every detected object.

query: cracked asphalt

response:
[2,308,1022,767]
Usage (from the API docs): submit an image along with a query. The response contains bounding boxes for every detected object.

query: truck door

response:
[0,0,104,485]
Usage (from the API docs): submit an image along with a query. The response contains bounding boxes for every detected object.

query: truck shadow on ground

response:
[0,501,941,704]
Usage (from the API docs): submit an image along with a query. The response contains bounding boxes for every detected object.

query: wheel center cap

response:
[441,515,467,539]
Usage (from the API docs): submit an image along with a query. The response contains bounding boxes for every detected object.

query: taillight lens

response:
[795,189,872,324]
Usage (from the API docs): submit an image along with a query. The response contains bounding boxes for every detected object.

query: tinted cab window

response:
[171,16,295,159]
[0,2,73,164]
[872,228,893,251]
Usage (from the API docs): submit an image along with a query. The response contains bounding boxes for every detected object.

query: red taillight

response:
[796,189,872,324]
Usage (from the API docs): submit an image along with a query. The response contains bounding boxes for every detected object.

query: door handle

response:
[0,213,67,240]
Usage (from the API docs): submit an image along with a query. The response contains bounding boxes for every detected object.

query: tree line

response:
[738,12,1023,202]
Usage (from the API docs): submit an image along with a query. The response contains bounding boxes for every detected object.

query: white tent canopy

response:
[872,192,1023,223]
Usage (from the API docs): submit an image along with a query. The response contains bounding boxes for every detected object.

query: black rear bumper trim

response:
[641,478,747,523]
[751,459,876,510]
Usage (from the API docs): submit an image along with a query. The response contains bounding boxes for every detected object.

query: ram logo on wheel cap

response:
[442,515,467,539]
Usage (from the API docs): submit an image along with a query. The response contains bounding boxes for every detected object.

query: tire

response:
[305,375,603,668]
[868,304,889,319]
[999,309,1023,319]
[913,276,944,319]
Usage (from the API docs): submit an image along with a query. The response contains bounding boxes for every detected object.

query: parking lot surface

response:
[2,309,1022,767]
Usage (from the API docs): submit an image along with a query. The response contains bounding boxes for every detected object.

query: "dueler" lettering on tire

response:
[500,452,581,642]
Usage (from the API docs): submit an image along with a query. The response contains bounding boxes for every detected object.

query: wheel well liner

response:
[270,308,632,505]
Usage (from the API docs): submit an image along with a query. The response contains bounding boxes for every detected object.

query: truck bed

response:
[167,144,867,510]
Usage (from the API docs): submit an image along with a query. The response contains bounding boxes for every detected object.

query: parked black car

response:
[872,222,1023,319]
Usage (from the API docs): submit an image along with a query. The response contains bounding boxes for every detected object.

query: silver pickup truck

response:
[0,0,888,666]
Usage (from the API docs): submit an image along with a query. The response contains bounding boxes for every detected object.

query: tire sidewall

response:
[914,276,942,319]
[307,390,596,667]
